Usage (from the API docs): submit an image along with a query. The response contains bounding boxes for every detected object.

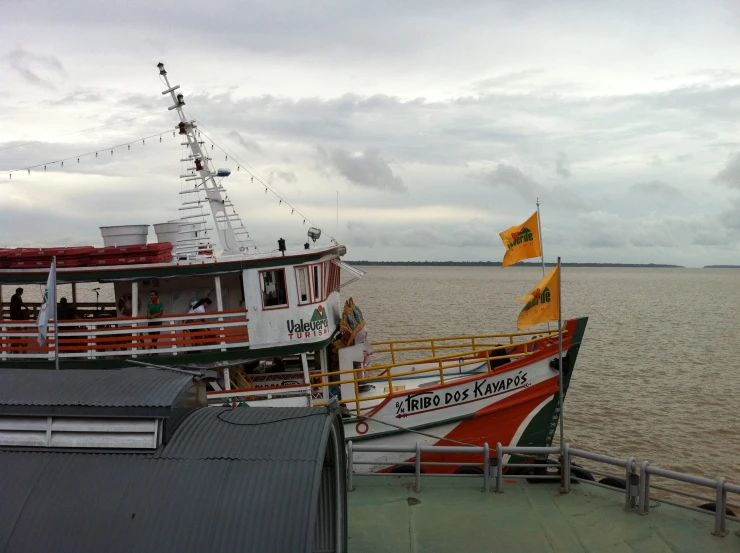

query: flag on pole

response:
[499,211,542,267]
[515,263,559,330]
[37,259,57,346]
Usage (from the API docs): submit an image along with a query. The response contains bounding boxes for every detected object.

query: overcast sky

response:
[2,0,740,267]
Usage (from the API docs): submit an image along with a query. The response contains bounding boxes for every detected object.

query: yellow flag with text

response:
[499,212,542,267]
[516,264,559,330]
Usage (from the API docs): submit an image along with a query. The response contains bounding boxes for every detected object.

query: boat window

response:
[328,260,340,294]
[260,269,288,308]
[296,266,310,305]
[312,264,322,301]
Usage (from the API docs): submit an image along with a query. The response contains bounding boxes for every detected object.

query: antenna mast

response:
[157,62,242,257]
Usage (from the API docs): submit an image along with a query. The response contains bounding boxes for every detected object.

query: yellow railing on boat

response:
[313,329,562,415]
[370,329,557,365]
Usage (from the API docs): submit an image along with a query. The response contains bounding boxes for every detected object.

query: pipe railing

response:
[0,309,249,360]
[347,442,739,538]
[371,329,560,364]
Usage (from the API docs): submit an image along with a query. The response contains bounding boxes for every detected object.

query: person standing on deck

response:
[10,288,28,320]
[187,298,212,348]
[146,290,165,349]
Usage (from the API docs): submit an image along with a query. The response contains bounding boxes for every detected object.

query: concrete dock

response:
[348,476,739,553]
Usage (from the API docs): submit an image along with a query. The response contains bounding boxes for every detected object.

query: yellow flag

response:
[499,212,542,267]
[516,264,559,330]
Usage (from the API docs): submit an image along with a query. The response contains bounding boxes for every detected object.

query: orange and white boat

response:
[0,63,588,473]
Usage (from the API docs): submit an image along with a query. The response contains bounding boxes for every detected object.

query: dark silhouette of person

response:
[57,297,76,321]
[10,288,28,320]
[146,290,165,349]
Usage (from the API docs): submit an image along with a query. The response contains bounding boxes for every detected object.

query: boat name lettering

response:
[286,306,330,340]
[396,371,529,417]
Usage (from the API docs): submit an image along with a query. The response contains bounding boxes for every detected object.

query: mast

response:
[157,63,242,256]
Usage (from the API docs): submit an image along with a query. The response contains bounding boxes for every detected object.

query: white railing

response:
[347,442,740,538]
[0,309,249,360]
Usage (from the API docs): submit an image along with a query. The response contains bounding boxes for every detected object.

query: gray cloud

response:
[481,163,540,202]
[7,47,65,89]
[629,180,685,200]
[555,152,571,178]
[317,146,406,193]
[479,163,587,210]
[228,131,262,155]
[267,169,297,184]
[713,153,740,189]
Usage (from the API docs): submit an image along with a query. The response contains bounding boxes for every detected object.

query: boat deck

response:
[348,476,740,553]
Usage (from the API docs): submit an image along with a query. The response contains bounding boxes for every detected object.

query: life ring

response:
[117,294,133,317]
[355,421,369,435]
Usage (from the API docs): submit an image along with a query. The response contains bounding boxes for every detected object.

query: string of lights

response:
[0,130,174,179]
[0,115,336,245]
[192,122,336,242]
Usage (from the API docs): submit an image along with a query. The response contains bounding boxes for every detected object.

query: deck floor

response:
[348,475,740,553]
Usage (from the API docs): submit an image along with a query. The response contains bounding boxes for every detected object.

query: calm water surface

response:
[345,266,740,481]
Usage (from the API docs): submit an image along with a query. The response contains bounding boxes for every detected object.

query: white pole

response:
[537,199,550,332]
[557,256,564,491]
[53,257,59,371]
[536,198,546,278]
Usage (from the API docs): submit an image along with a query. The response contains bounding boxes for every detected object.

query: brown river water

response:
[4,266,740,484]
[344,266,740,483]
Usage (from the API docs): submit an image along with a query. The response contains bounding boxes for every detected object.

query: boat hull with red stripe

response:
[345,316,588,474]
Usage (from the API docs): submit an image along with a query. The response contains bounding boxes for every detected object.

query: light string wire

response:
[0,129,174,179]
[186,114,337,242]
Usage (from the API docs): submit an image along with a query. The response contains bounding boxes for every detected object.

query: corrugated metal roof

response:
[158,406,328,460]
[0,406,344,553]
[0,367,195,416]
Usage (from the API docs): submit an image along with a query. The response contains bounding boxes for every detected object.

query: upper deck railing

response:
[0,309,249,361]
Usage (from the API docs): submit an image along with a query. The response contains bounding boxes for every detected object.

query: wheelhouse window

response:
[296,266,310,305]
[295,263,328,305]
[312,264,322,302]
[328,260,341,294]
[260,269,288,308]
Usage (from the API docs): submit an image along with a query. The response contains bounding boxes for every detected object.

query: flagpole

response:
[536,198,550,332]
[557,256,564,492]
[53,256,59,371]
[536,198,546,278]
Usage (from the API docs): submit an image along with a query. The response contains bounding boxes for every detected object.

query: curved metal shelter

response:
[0,386,346,553]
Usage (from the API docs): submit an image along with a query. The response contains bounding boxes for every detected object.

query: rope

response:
[127,359,203,377]
[348,408,546,460]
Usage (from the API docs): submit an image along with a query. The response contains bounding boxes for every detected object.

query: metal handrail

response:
[346,442,739,538]
[311,331,569,414]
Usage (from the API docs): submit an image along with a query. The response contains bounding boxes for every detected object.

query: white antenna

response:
[157,62,242,257]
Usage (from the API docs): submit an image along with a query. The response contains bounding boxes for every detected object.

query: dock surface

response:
[348,476,739,553]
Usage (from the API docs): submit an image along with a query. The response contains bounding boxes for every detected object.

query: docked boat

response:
[0,63,588,473]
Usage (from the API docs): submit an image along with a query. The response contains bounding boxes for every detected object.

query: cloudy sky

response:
[2,0,740,267]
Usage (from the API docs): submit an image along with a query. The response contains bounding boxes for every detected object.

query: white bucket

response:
[100,225,150,247]
[153,221,181,246]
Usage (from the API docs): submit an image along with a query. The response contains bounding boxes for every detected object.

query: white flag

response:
[37,259,57,346]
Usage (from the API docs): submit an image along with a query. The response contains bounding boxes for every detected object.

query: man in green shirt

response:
[146,290,165,349]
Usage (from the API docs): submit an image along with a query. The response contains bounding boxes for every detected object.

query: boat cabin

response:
[0,226,365,407]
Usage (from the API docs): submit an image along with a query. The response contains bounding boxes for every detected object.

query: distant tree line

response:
[703,265,740,269]
[346,260,685,268]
